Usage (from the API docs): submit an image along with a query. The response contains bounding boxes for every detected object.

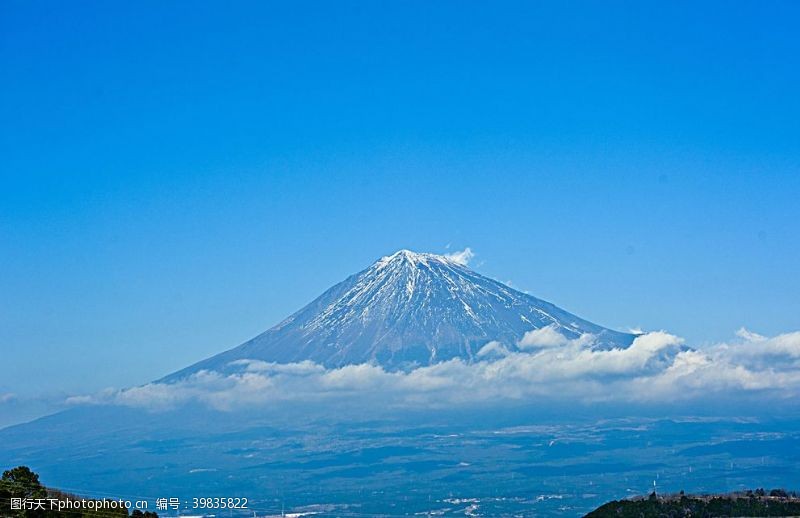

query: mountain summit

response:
[166,250,635,378]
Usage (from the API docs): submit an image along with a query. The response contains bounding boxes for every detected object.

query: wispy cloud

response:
[444,247,474,266]
[476,340,510,358]
[67,328,800,411]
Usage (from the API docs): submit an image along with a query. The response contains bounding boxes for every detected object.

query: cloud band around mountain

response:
[66,327,800,412]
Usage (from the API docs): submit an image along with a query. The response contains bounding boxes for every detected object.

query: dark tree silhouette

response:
[1,466,155,518]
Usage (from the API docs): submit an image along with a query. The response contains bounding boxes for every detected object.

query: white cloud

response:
[740,329,800,358]
[715,329,800,369]
[444,247,474,266]
[736,327,767,342]
[65,395,96,405]
[0,392,16,404]
[228,359,324,375]
[476,340,510,358]
[66,329,800,411]
[518,324,571,349]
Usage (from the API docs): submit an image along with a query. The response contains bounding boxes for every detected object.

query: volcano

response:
[165,250,635,379]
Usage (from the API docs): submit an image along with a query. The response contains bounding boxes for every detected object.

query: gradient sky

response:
[1,1,799,422]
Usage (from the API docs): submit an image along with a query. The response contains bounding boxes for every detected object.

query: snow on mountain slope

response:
[165,250,635,379]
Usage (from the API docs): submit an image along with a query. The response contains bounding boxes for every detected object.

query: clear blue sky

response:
[1,1,799,411]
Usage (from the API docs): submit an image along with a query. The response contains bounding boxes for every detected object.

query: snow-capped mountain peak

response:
[165,250,635,378]
[377,249,461,268]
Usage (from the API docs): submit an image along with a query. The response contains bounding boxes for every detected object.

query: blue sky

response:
[1,1,799,420]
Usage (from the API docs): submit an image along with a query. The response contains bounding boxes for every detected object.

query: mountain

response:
[165,250,635,379]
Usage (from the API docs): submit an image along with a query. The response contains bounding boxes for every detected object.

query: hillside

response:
[585,490,800,517]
